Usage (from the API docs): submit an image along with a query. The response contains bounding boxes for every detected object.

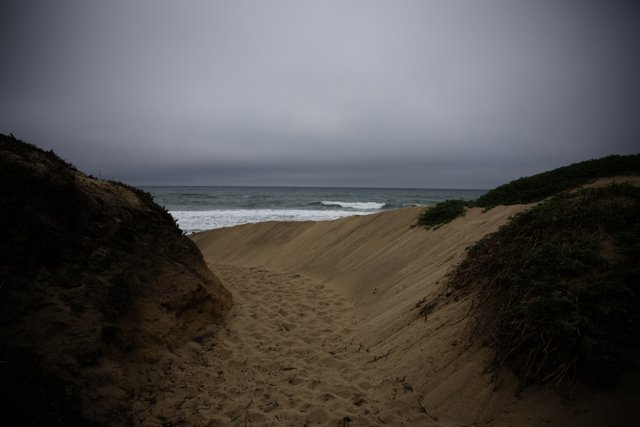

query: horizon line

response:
[135,184,490,192]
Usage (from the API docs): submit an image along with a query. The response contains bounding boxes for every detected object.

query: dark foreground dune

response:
[0,135,232,425]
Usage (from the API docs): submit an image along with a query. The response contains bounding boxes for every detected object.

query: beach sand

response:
[187,206,521,426]
[188,198,639,426]
[201,264,436,426]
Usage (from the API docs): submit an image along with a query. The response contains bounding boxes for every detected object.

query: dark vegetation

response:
[114,180,178,228]
[415,199,467,229]
[475,154,640,208]
[445,183,640,388]
[416,154,640,388]
[416,154,640,228]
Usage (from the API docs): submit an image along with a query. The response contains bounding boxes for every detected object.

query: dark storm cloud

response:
[1,0,639,188]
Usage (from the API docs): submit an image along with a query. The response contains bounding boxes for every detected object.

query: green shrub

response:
[447,183,640,387]
[417,155,639,229]
[475,154,640,208]
[416,199,468,229]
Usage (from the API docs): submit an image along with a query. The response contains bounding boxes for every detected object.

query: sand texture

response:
[212,264,442,425]
[191,201,639,426]
[138,263,439,425]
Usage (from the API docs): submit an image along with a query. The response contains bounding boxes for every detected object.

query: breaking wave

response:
[320,201,386,210]
[170,209,378,234]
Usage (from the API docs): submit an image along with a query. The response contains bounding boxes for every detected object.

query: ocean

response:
[143,186,487,234]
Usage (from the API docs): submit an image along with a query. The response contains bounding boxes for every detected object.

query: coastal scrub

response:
[416,199,468,229]
[475,154,640,208]
[447,183,640,387]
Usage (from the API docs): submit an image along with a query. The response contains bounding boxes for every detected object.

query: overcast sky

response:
[1,1,639,188]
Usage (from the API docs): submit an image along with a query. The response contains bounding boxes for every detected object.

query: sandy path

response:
[202,264,439,427]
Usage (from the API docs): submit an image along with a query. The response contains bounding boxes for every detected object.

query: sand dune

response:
[192,203,639,426]
[5,135,637,425]
[0,136,233,425]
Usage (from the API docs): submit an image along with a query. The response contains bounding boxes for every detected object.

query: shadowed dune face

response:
[0,135,232,425]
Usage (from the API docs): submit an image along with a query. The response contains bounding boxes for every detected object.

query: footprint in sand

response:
[132,263,437,427]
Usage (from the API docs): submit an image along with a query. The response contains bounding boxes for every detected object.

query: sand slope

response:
[193,203,639,426]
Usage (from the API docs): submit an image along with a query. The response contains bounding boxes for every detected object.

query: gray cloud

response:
[1,0,639,188]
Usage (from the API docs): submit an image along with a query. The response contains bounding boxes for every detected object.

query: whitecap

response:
[321,201,386,210]
[170,209,377,233]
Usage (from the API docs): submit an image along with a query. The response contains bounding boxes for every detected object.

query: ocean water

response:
[143,186,487,233]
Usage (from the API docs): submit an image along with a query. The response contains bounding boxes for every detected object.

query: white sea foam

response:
[321,201,386,210]
[170,209,377,234]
